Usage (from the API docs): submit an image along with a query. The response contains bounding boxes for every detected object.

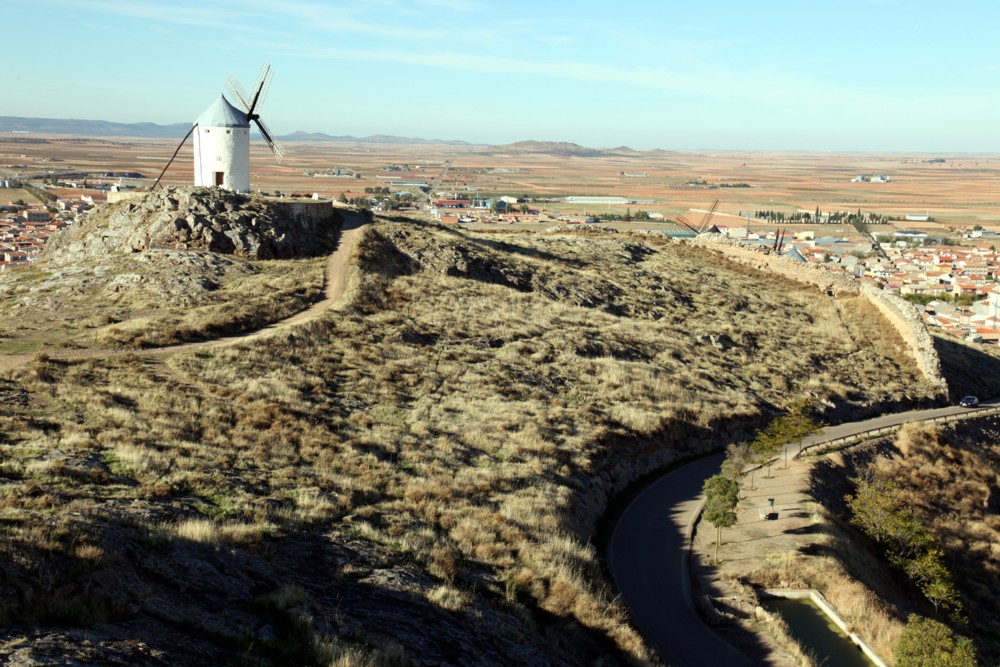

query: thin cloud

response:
[45,0,271,33]
[50,0,500,46]
[262,40,857,109]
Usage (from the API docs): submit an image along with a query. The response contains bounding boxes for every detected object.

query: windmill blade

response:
[248,63,273,116]
[254,117,284,163]
[151,124,196,190]
[673,214,699,235]
[697,199,720,233]
[226,74,252,112]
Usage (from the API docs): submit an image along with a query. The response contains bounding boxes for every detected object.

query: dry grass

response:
[0,252,325,351]
[813,420,1000,665]
[0,218,938,663]
[748,546,904,664]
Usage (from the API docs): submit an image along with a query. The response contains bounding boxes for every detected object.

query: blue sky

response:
[4,0,999,151]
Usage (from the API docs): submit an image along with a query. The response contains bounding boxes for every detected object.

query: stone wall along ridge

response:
[687,235,948,394]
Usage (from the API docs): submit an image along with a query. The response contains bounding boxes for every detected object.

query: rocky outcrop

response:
[688,234,948,394]
[44,187,338,263]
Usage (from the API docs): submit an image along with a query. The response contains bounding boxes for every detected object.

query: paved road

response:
[608,398,998,666]
[609,452,752,667]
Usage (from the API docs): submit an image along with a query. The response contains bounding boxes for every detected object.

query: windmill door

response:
[214,172,224,187]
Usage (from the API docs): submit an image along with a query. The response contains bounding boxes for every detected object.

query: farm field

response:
[3,136,1000,231]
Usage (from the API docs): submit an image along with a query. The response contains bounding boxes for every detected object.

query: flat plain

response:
[4,136,1000,230]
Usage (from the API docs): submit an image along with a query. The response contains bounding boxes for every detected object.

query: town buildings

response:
[0,186,102,269]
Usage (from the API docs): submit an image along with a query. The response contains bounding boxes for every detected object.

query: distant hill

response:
[0,116,671,153]
[277,130,473,146]
[606,145,642,155]
[0,117,476,145]
[485,140,607,157]
[0,116,190,138]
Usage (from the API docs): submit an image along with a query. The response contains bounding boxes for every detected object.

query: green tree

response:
[721,441,751,495]
[848,475,931,557]
[895,615,977,667]
[750,420,785,480]
[779,399,822,467]
[848,473,962,614]
[906,548,961,614]
[703,474,739,564]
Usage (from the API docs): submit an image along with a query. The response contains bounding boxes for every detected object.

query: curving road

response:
[609,451,751,667]
[608,399,999,666]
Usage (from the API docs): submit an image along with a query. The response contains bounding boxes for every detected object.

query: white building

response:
[193,96,250,192]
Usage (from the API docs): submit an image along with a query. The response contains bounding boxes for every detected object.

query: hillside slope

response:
[0,188,338,352]
[814,418,1000,665]
[0,216,938,665]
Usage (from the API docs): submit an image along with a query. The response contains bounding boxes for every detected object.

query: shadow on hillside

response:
[806,446,921,617]
[376,213,589,268]
[21,522,626,666]
[465,235,588,269]
[933,334,1000,401]
[691,557,778,665]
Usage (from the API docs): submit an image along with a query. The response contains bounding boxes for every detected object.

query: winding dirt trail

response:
[0,210,366,372]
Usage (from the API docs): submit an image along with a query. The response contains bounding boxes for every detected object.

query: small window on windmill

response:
[226,129,231,134]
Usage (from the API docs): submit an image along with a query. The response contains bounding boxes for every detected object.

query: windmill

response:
[152,63,284,192]
[696,199,720,233]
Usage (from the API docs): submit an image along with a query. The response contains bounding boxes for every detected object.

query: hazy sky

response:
[5,0,999,151]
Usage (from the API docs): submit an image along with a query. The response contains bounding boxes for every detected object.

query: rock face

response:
[44,187,338,263]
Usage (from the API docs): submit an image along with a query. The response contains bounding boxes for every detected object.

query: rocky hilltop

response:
[0,188,337,350]
[44,187,338,263]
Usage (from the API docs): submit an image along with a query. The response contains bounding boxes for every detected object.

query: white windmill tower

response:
[193,95,251,191]
[152,64,284,192]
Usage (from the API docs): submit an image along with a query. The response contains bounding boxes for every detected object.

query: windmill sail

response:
[254,116,284,163]
[229,63,283,163]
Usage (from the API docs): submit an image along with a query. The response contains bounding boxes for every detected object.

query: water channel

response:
[764,597,876,667]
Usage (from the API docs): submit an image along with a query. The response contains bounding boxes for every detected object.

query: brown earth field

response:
[4,136,1000,232]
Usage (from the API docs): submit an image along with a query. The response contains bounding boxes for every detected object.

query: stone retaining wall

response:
[688,235,948,394]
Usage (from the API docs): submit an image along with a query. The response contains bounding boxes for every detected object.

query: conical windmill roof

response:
[196,95,249,128]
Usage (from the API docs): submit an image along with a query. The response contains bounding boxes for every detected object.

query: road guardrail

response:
[797,404,1000,457]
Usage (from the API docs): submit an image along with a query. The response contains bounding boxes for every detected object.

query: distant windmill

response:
[697,199,720,234]
[152,63,284,192]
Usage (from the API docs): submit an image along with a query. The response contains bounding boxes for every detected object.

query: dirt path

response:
[0,211,366,372]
